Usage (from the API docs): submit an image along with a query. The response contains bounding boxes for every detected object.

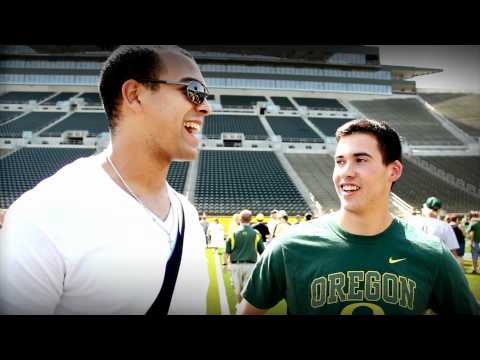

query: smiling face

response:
[136,50,212,162]
[333,133,402,216]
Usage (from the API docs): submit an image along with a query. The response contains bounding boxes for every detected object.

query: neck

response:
[337,205,393,236]
[105,136,170,195]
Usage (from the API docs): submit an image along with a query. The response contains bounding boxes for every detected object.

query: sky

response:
[372,45,480,92]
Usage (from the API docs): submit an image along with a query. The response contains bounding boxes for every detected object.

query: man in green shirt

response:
[239,118,479,315]
[468,212,480,274]
[224,209,265,304]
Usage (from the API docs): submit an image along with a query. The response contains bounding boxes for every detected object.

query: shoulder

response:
[7,154,100,219]
[397,217,445,254]
[273,215,336,247]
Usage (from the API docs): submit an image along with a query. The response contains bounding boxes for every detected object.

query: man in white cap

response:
[407,196,460,261]
[272,210,291,239]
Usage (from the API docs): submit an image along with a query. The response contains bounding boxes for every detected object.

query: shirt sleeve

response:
[225,233,233,254]
[429,243,480,315]
[0,209,65,315]
[256,231,265,254]
[443,224,459,250]
[242,241,286,310]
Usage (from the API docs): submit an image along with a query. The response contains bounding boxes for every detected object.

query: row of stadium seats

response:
[1,91,348,112]
[0,91,102,105]
[0,110,350,142]
[420,93,480,138]
[194,150,310,215]
[0,147,190,209]
[351,98,464,145]
[393,158,480,213]
[2,146,479,214]
[418,156,480,191]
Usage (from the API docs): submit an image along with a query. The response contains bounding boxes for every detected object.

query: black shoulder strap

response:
[146,203,185,315]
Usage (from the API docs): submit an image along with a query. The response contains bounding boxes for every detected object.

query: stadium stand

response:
[419,93,468,104]
[0,147,96,208]
[219,95,267,108]
[265,116,323,142]
[308,117,353,137]
[393,157,480,213]
[270,96,296,110]
[42,92,79,105]
[194,150,311,215]
[420,93,480,138]
[350,98,464,145]
[203,114,269,140]
[293,97,347,111]
[285,153,340,211]
[0,111,23,125]
[79,92,102,106]
[167,162,190,194]
[0,91,54,104]
[0,112,66,137]
[418,156,480,190]
[39,112,108,137]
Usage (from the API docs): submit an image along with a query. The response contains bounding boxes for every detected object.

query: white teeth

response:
[184,122,201,133]
[341,184,359,191]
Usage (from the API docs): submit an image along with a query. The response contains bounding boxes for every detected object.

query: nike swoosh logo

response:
[389,257,407,264]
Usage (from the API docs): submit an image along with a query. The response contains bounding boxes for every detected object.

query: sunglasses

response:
[138,79,209,105]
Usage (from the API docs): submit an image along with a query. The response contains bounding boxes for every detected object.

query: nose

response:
[196,98,212,115]
[339,160,356,179]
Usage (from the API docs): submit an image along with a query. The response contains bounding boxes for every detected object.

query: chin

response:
[175,148,198,161]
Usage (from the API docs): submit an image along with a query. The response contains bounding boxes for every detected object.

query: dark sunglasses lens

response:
[187,81,208,104]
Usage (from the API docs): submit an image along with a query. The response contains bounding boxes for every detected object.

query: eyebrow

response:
[335,152,373,159]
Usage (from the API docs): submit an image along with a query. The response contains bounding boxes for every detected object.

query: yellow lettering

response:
[346,271,364,301]
[364,271,381,301]
[382,273,399,305]
[311,277,327,308]
[327,273,347,304]
[340,302,385,315]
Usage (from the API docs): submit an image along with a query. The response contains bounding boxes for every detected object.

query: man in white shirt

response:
[0,45,212,315]
[407,196,460,261]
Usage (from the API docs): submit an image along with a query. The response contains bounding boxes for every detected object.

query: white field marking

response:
[213,250,230,315]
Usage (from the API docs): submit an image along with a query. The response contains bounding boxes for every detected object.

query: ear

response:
[389,160,403,182]
[121,79,143,113]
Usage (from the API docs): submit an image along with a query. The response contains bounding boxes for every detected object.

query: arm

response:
[0,209,65,314]
[430,244,480,314]
[237,299,268,315]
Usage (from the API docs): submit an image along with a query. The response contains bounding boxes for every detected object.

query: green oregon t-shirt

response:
[243,214,479,315]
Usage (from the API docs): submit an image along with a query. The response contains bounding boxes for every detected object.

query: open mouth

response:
[184,121,201,135]
[340,184,360,193]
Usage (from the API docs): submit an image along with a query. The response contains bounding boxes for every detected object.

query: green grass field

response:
[206,248,480,315]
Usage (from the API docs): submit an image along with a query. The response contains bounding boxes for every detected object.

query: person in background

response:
[407,196,461,264]
[467,211,480,274]
[267,209,279,236]
[272,210,291,239]
[252,213,271,244]
[446,214,466,270]
[223,209,264,306]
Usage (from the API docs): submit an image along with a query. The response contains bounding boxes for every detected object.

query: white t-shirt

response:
[0,152,209,315]
[406,215,459,251]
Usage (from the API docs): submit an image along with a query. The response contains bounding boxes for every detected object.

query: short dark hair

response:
[98,45,193,132]
[335,118,402,165]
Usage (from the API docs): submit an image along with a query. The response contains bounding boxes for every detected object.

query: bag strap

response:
[146,202,185,315]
